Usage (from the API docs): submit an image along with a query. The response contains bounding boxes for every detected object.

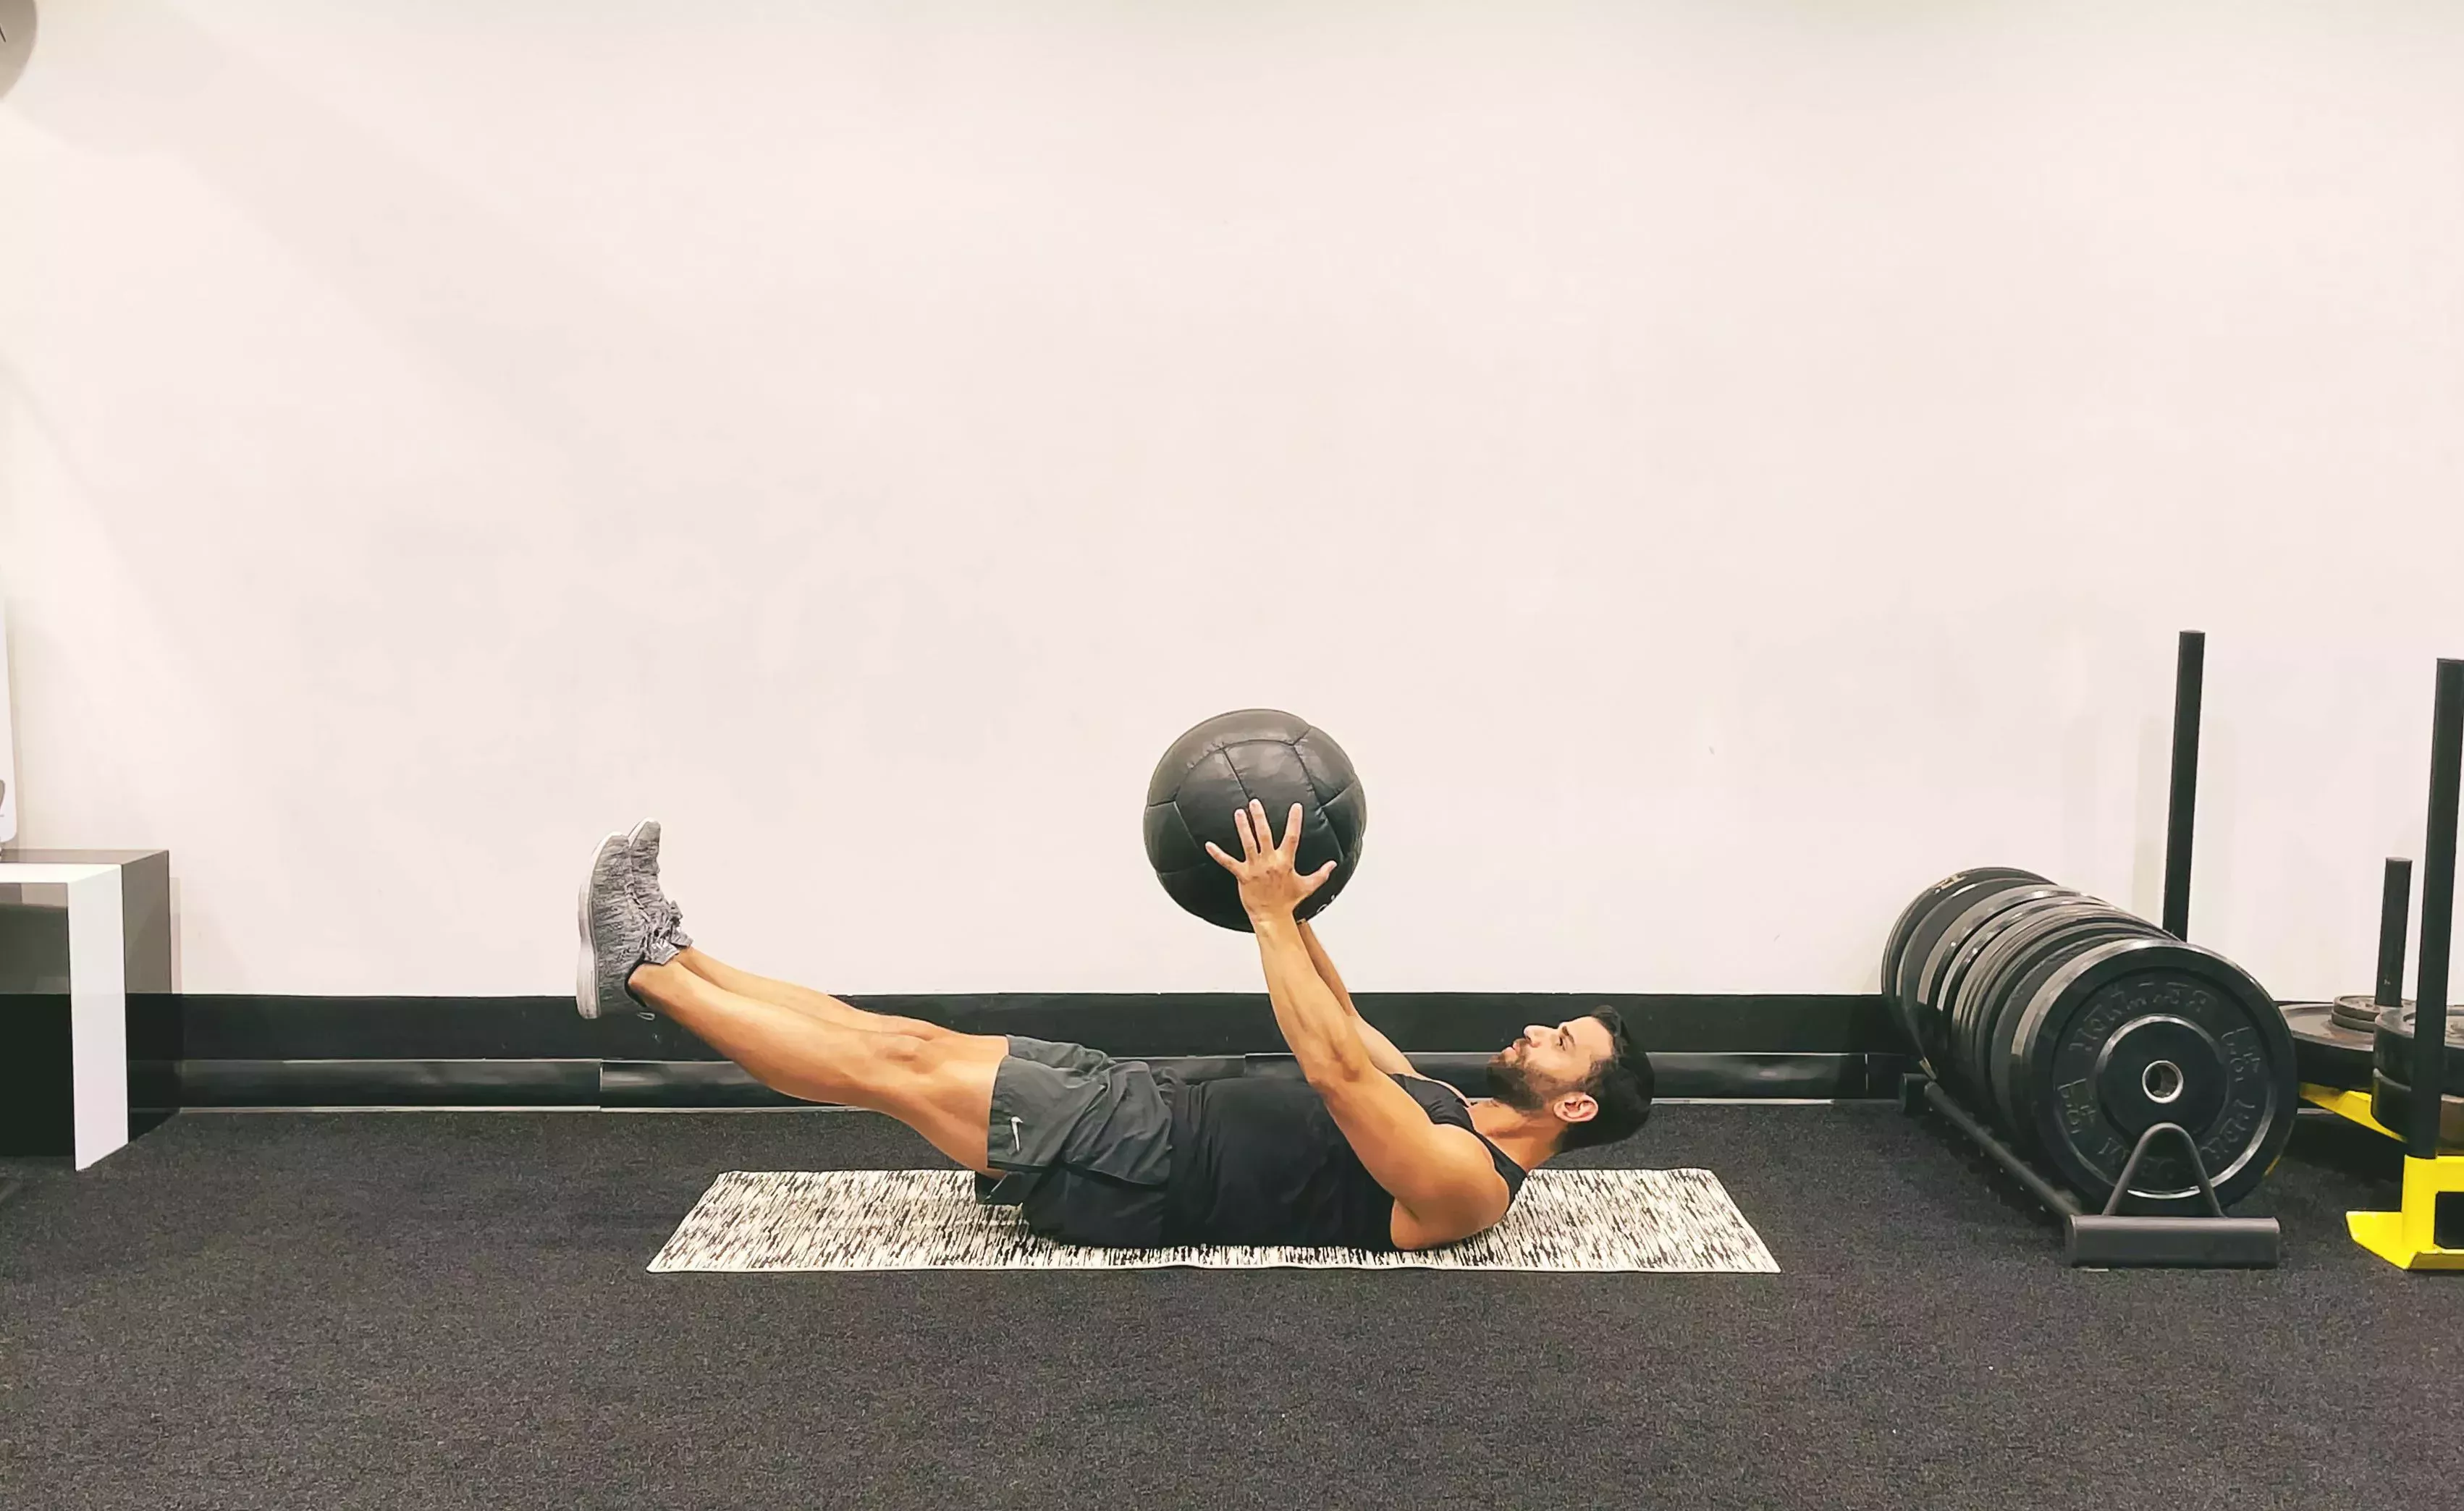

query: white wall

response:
[2,1,2459,997]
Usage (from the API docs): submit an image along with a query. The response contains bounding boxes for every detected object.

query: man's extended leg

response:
[628,959,1007,1175]
[672,947,964,1041]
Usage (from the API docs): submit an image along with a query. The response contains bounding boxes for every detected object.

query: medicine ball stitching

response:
[1144,800,1210,879]
[1151,745,1268,888]
[1292,727,1359,843]
[1201,742,1264,817]
[1204,736,1345,827]
[1203,739,1338,859]
[1291,729,1331,829]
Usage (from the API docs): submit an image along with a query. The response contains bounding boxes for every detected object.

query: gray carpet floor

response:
[1,1103,2455,1511]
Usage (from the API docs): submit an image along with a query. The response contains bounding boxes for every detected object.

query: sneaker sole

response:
[575,831,625,1020]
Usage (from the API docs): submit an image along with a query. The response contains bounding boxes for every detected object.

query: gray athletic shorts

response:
[973,1036,1174,1248]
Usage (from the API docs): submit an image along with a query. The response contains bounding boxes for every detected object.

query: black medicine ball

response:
[1142,709,1368,932]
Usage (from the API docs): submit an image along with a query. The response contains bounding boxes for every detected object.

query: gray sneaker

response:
[623,818,693,955]
[576,831,657,1020]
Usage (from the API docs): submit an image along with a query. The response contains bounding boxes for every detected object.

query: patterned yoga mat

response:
[649,1168,1779,1273]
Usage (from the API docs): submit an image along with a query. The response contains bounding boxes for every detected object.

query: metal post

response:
[2163,631,2206,940]
[2410,660,2460,1159]
[2377,858,2414,1007]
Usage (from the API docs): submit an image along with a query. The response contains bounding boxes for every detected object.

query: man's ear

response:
[1552,1091,1600,1126]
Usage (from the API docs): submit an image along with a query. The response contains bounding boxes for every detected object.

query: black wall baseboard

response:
[4,994,1909,1151]
[177,1059,602,1107]
[159,991,1907,1107]
[179,991,1898,1059]
[180,1050,1913,1108]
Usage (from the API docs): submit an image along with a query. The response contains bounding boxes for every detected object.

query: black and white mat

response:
[649,1169,1779,1273]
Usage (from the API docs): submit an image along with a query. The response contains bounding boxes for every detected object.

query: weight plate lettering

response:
[1983,915,2169,1138]
[1958,902,2150,1113]
[2006,937,2295,1212]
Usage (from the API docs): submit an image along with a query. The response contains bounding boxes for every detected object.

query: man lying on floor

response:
[576,800,1655,1250]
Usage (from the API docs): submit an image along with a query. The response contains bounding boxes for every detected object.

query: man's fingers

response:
[1223,801,1322,876]
[1300,860,1338,894]
[1249,799,1278,858]
[1203,841,1241,874]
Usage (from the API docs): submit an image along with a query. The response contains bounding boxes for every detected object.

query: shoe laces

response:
[649,896,685,942]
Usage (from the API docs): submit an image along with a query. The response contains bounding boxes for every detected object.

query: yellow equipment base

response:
[2303,1083,2464,1272]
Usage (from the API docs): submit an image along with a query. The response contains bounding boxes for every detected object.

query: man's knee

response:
[823,1033,950,1114]
[869,1033,937,1071]
[867,1029,1002,1072]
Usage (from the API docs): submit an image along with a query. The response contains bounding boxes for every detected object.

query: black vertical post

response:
[2163,631,2206,940]
[2376,858,2413,1007]
[2410,659,2461,1159]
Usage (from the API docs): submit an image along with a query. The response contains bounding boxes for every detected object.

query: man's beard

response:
[1485,1051,1549,1113]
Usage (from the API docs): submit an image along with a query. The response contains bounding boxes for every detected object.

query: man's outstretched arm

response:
[1209,802,1509,1245]
[1251,909,1506,1244]
[1249,911,1379,1085]
[1296,919,1416,1078]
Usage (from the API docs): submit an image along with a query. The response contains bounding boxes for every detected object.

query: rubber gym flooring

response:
[2,1104,2455,1511]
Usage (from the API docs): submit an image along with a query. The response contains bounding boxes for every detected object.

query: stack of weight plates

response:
[2280,996,2389,1092]
[2370,1005,2464,1148]
[1882,868,2300,1212]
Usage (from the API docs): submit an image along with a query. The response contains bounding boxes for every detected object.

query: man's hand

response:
[1204,800,1337,923]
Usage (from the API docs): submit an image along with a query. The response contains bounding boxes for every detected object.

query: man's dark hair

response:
[1556,1007,1654,1153]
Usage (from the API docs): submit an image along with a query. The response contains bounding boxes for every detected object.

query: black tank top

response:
[1163,1072,1527,1250]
